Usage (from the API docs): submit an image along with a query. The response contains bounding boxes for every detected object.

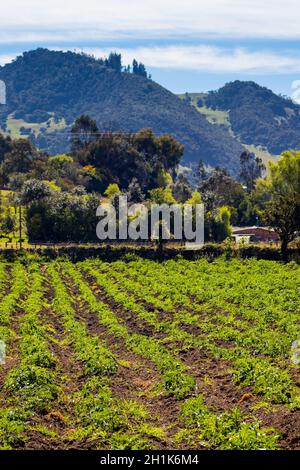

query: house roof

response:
[232,226,275,233]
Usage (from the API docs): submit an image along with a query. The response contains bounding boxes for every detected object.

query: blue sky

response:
[1,0,300,98]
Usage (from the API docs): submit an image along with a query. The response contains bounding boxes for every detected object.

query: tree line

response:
[97,53,150,78]
[0,114,299,257]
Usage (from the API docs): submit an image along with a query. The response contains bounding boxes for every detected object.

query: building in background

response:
[232,226,280,244]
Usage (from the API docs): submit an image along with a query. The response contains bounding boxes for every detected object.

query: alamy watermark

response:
[0,340,5,365]
[96,196,204,249]
[291,339,300,365]
[0,80,6,105]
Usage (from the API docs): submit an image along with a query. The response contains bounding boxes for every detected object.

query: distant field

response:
[178,92,231,127]
[197,106,231,128]
[5,113,67,139]
[243,144,280,173]
[0,257,299,450]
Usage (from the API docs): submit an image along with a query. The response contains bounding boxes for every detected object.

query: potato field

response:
[0,257,299,450]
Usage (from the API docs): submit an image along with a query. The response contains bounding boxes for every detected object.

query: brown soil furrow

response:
[60,270,184,449]
[179,348,254,411]
[0,268,28,396]
[260,407,300,450]
[178,346,300,450]
[23,277,85,450]
[84,272,167,340]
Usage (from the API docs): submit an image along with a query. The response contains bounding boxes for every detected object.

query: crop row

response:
[62,262,280,449]
[63,262,196,400]
[83,259,298,405]
[0,264,57,449]
[48,263,165,449]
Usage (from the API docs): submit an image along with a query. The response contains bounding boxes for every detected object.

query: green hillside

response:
[0,49,243,174]
[205,81,300,155]
[178,89,282,169]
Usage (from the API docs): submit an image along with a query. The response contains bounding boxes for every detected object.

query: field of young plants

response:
[0,255,299,450]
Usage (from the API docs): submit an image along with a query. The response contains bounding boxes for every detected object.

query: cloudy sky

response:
[1,0,300,96]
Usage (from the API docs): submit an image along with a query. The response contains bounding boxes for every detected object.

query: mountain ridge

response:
[0,48,243,174]
[191,81,300,156]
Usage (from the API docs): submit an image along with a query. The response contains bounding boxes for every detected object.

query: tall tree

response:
[132,59,139,75]
[105,52,122,73]
[239,150,266,192]
[71,115,99,154]
[132,59,148,77]
[1,139,41,174]
[172,174,192,203]
[263,151,300,260]
[0,134,12,163]
[79,128,183,192]
[195,160,207,183]
[199,167,245,212]
[127,178,145,203]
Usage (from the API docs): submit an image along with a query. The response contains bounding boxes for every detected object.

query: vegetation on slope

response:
[0,49,243,172]
[205,81,300,155]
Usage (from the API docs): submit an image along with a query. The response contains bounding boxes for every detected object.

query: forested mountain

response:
[204,81,300,155]
[0,49,243,173]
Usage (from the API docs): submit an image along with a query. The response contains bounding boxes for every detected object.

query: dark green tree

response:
[1,213,16,236]
[239,150,266,192]
[132,59,148,77]
[199,167,245,212]
[20,179,52,205]
[263,151,300,259]
[127,178,145,203]
[71,115,99,154]
[105,53,122,73]
[172,174,192,202]
[0,134,13,163]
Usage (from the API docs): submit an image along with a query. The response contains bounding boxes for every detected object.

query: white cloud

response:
[82,45,300,74]
[291,80,300,103]
[1,0,300,41]
[2,45,300,75]
[0,54,15,66]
